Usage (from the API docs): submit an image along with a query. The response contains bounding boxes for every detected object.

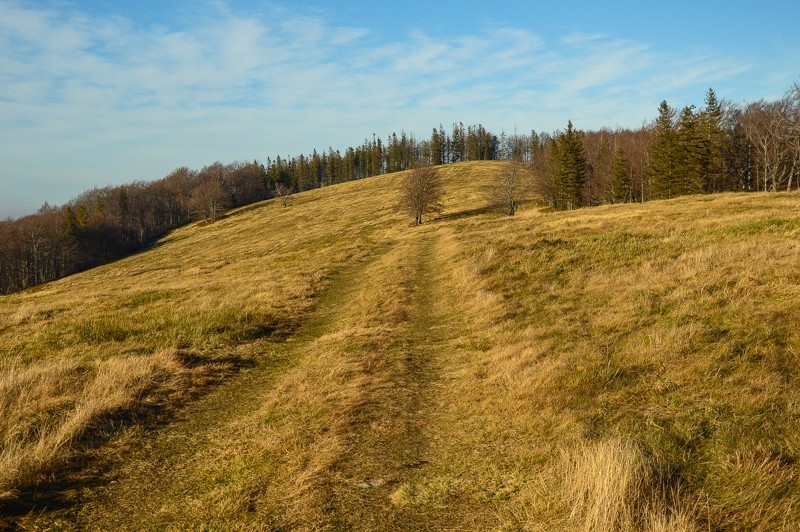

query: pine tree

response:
[699,88,726,192]
[439,124,448,164]
[649,101,678,199]
[675,105,704,195]
[451,122,465,163]
[431,127,443,165]
[466,125,479,161]
[63,208,79,236]
[553,120,586,210]
[387,132,400,173]
[609,147,631,203]
[118,187,129,218]
[76,204,89,228]
[326,148,337,186]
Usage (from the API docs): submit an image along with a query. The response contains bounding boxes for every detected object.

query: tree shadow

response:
[437,205,496,221]
[436,198,546,223]
[0,304,315,526]
[0,351,260,524]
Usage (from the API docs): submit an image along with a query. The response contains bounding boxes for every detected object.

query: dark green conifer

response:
[676,105,704,195]
[553,120,586,210]
[609,147,630,203]
[649,101,678,199]
[431,128,443,165]
[63,208,78,236]
[699,88,726,192]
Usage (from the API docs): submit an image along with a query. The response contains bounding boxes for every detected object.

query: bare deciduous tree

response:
[780,84,800,191]
[399,162,444,225]
[273,182,292,207]
[189,178,228,222]
[489,160,529,215]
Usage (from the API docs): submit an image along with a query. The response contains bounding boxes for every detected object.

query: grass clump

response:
[0,351,186,499]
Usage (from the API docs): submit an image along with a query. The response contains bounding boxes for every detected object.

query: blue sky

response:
[1,0,798,218]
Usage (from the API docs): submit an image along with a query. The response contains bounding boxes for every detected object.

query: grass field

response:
[2,161,800,530]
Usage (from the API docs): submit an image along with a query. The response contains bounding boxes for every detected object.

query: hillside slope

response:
[3,161,800,529]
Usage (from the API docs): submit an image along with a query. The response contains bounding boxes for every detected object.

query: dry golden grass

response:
[433,187,800,530]
[0,350,189,498]
[5,161,800,530]
[0,171,405,501]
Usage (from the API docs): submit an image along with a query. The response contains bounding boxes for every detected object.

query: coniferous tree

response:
[609,147,631,203]
[699,88,727,192]
[451,122,465,163]
[675,105,704,195]
[387,133,400,173]
[439,124,448,163]
[431,127,443,165]
[552,120,586,210]
[326,148,337,186]
[649,101,679,199]
[466,125,480,161]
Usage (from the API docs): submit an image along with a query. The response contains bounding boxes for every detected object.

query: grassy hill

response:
[2,161,800,530]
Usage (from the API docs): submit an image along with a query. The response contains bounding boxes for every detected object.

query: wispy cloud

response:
[0,0,767,216]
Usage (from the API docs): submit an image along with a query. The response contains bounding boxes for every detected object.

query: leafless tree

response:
[489,160,529,215]
[780,85,800,190]
[399,162,444,225]
[530,135,557,206]
[742,99,789,192]
[273,182,292,207]
[189,179,228,222]
[228,161,267,207]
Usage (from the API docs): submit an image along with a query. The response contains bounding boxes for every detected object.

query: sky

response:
[1,0,799,218]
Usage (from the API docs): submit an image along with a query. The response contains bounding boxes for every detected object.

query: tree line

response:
[2,84,799,294]
[529,85,800,211]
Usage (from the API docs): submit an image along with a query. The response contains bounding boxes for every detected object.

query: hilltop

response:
[2,161,800,530]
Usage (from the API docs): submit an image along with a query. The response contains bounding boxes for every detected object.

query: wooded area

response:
[2,84,799,294]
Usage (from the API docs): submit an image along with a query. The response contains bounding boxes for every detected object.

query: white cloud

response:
[0,0,772,216]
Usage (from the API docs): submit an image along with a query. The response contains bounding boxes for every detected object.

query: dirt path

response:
[15,229,472,530]
[319,232,459,530]
[13,243,395,530]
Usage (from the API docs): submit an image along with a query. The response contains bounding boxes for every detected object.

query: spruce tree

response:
[63,208,78,236]
[553,120,586,210]
[649,101,678,199]
[609,147,630,203]
[675,105,704,195]
[466,125,479,161]
[431,128,443,165]
[451,123,464,163]
[699,88,726,192]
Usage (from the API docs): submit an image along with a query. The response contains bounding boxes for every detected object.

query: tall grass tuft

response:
[563,438,699,531]
[0,350,185,498]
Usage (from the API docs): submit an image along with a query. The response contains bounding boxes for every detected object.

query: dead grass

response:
[119,238,424,529]
[562,438,699,531]
[0,171,403,500]
[438,187,800,529]
[5,162,800,530]
[0,350,194,499]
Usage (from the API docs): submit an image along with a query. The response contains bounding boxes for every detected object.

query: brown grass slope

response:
[2,161,800,530]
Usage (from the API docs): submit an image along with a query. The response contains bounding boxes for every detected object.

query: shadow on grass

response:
[0,351,258,524]
[437,205,495,222]
[0,313,303,524]
[1,243,388,526]
[438,199,545,223]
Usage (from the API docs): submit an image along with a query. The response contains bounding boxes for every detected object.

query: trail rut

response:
[16,228,477,531]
